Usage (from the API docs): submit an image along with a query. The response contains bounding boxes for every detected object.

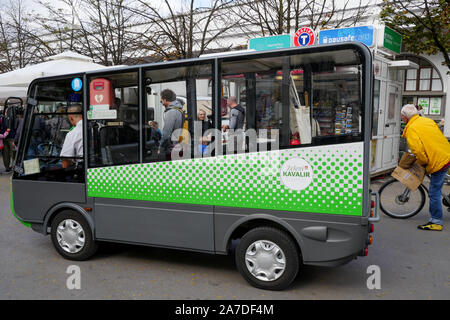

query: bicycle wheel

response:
[379,178,426,219]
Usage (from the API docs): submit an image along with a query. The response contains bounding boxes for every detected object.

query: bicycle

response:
[378,173,450,219]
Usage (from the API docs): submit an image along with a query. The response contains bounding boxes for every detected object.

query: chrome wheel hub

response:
[56,219,85,254]
[245,240,286,282]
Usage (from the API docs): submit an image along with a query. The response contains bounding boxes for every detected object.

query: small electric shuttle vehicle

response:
[11,42,378,290]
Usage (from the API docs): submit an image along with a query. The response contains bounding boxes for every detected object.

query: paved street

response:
[0,169,449,300]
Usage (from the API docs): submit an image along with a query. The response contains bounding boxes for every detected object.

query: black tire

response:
[443,194,450,207]
[235,227,300,291]
[379,178,426,219]
[50,210,98,261]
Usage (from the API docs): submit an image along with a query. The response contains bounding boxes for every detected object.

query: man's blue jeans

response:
[429,168,447,225]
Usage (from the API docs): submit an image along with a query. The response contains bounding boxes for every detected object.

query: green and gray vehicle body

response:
[11,42,376,267]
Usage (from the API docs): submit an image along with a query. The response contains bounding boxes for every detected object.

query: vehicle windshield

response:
[14,77,85,182]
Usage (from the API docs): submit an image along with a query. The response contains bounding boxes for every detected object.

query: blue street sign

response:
[318,26,374,47]
[249,34,292,51]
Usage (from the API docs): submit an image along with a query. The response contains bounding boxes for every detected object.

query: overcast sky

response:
[0,0,218,14]
[0,0,380,14]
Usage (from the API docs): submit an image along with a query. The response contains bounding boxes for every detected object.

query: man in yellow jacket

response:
[401,104,450,231]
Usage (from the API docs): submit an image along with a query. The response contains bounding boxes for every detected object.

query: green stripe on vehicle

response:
[10,178,31,228]
[87,142,364,216]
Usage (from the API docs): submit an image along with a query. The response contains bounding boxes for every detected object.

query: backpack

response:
[169,107,190,144]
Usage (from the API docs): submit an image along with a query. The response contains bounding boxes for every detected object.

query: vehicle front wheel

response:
[50,210,98,261]
[235,227,300,291]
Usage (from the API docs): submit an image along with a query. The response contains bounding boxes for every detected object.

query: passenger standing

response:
[226,96,245,130]
[158,89,184,158]
[45,105,71,152]
[13,108,24,150]
[0,110,7,154]
[1,107,18,172]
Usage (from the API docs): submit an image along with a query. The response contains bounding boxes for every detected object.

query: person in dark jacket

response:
[1,107,18,171]
[227,96,245,130]
[13,109,24,148]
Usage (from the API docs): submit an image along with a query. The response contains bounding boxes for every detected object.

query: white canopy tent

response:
[0,87,27,100]
[0,51,108,101]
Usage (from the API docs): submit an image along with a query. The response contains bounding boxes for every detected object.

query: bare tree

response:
[35,0,141,66]
[0,0,43,72]
[126,0,236,61]
[231,0,372,37]
[0,10,14,72]
[231,0,307,36]
[35,0,81,54]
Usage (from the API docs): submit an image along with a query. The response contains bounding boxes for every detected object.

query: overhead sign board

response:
[382,26,402,54]
[249,34,292,51]
[318,26,374,47]
[293,27,315,47]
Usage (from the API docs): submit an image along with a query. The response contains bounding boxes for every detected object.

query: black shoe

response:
[5,168,11,172]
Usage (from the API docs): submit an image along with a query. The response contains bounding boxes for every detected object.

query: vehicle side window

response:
[143,63,213,163]
[87,72,139,168]
[220,49,364,151]
[221,56,310,151]
[312,66,363,141]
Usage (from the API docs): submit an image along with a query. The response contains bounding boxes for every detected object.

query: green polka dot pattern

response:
[87,142,364,216]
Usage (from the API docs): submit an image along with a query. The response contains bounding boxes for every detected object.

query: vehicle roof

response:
[29,42,370,85]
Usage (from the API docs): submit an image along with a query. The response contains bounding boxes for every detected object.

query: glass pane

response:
[144,64,213,162]
[26,113,72,158]
[420,68,431,79]
[405,80,416,91]
[431,79,442,91]
[220,49,363,150]
[406,69,417,79]
[313,66,362,137]
[221,57,293,151]
[432,69,440,79]
[87,72,139,167]
[372,80,380,136]
[417,97,430,114]
[419,79,430,91]
[388,93,396,120]
[429,97,441,115]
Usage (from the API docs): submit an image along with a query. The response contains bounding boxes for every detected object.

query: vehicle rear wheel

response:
[50,210,98,261]
[235,227,300,291]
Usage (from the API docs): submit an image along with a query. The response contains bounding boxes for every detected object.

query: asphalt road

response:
[0,170,449,300]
